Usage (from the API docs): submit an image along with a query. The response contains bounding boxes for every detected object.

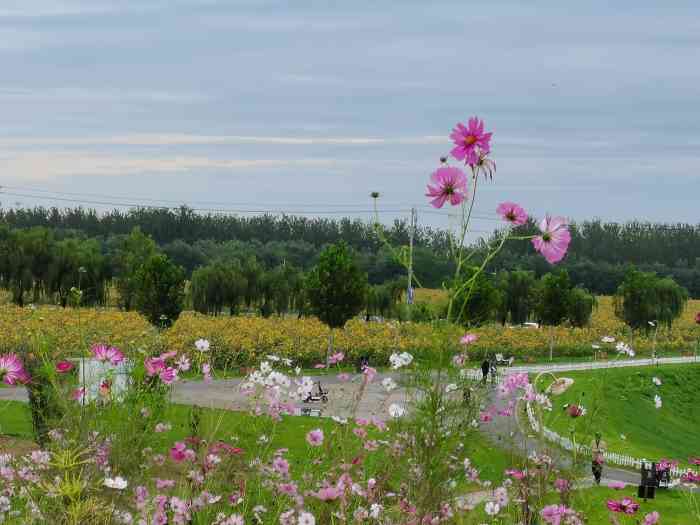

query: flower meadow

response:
[2,296,698,370]
[1,118,699,524]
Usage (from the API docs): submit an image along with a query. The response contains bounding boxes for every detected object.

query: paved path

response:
[481,383,643,486]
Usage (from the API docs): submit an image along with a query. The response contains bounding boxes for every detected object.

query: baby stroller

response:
[303,381,329,403]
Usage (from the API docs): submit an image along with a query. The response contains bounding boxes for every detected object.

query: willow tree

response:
[614,269,688,331]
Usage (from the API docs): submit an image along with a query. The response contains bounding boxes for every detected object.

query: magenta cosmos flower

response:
[460,333,478,345]
[91,344,125,366]
[695,312,700,324]
[0,353,30,385]
[449,117,492,166]
[607,497,639,514]
[496,202,528,226]
[56,361,74,374]
[306,429,324,447]
[425,166,468,208]
[532,216,571,264]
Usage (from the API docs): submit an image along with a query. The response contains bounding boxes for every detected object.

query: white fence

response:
[525,401,687,479]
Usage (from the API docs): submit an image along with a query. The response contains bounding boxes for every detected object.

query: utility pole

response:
[407,207,417,317]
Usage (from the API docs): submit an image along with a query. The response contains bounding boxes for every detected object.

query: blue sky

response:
[1,0,699,234]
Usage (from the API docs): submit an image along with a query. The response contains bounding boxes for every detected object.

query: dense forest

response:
[1,206,699,297]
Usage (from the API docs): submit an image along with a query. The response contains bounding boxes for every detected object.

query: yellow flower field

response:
[1,296,698,365]
[0,305,155,358]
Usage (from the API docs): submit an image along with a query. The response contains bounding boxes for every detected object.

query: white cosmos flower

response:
[104,476,128,490]
[298,511,315,525]
[194,339,210,352]
[382,378,397,392]
[654,395,662,409]
[484,501,500,516]
[615,342,635,357]
[389,352,413,369]
[445,383,458,393]
[652,377,662,386]
[388,403,405,418]
[601,336,615,343]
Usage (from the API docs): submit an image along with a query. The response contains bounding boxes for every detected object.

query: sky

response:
[1,0,699,235]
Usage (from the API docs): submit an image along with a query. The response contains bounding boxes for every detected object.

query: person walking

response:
[591,431,607,484]
[481,358,490,384]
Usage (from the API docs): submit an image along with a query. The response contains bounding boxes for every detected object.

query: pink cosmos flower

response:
[540,504,567,525]
[71,387,86,403]
[479,412,492,423]
[202,362,212,383]
[658,459,678,471]
[608,481,626,490]
[277,482,298,497]
[460,333,478,345]
[328,352,345,365]
[565,404,585,418]
[643,511,660,525]
[695,312,700,325]
[452,354,467,367]
[170,442,195,463]
[607,497,639,514]
[337,373,350,382]
[91,344,124,366]
[306,429,324,447]
[506,469,525,480]
[371,417,386,432]
[0,353,30,385]
[496,202,528,226]
[554,478,570,492]
[449,117,492,166]
[159,367,178,385]
[425,167,468,208]
[156,478,175,490]
[681,471,700,484]
[313,486,340,501]
[272,456,290,476]
[145,357,165,376]
[55,361,74,374]
[532,216,571,264]
[690,457,700,466]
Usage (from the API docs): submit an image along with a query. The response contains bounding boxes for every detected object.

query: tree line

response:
[0,222,688,333]
[2,206,700,297]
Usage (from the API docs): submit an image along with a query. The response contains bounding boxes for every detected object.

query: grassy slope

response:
[543,364,700,463]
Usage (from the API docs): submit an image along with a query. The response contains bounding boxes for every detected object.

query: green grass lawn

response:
[570,486,698,524]
[467,485,698,524]
[543,364,700,465]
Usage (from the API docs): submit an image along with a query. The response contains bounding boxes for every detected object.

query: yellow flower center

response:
[464,135,478,146]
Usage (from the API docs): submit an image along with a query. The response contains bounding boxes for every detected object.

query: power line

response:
[0,184,503,219]
[0,184,413,209]
[0,190,413,216]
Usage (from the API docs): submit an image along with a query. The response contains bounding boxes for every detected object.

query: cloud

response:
[0,151,340,182]
[0,88,208,104]
[0,134,445,147]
